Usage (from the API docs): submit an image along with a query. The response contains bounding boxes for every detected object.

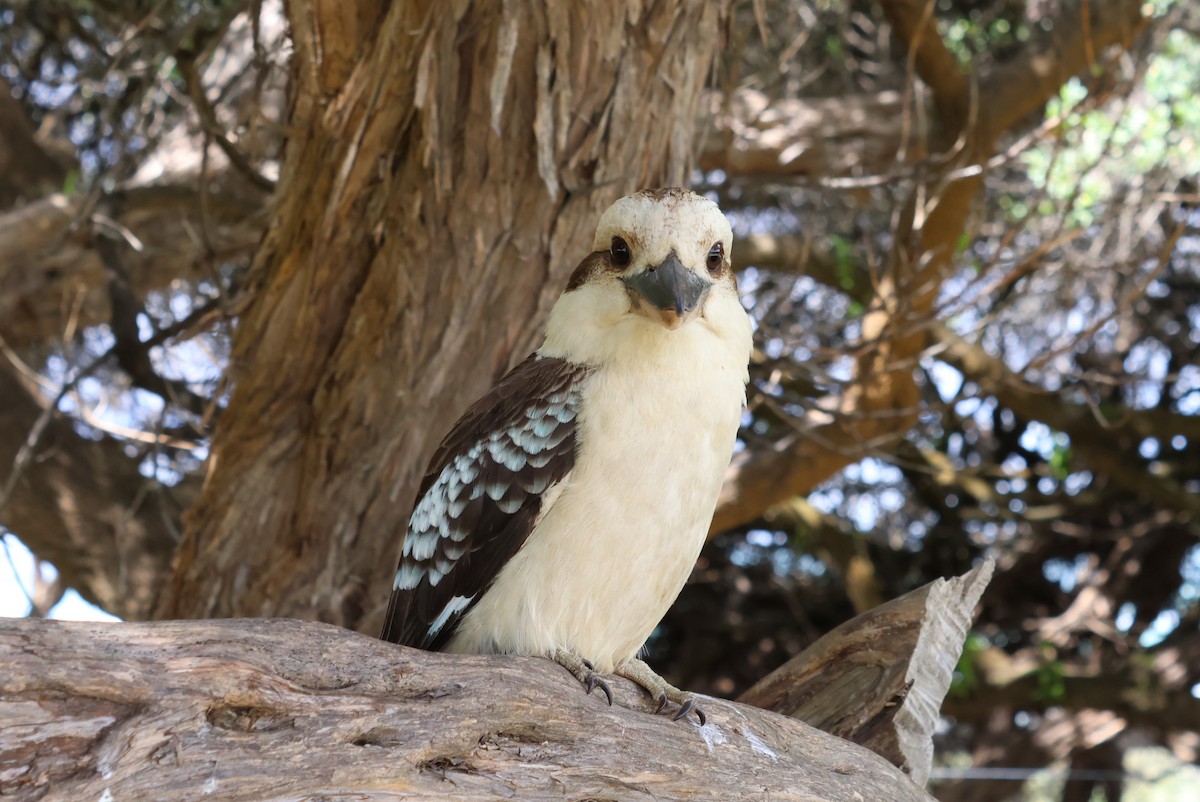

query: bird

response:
[380,188,752,724]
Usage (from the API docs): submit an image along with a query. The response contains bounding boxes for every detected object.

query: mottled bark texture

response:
[0,617,935,802]
[156,0,732,626]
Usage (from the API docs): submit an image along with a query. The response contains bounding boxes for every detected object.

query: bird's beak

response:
[621,251,710,329]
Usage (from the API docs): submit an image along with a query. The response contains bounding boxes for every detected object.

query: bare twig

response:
[177,55,276,193]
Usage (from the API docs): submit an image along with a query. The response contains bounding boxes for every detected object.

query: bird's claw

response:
[585,673,613,705]
[553,649,612,706]
[671,698,706,725]
[616,657,707,726]
[553,652,705,723]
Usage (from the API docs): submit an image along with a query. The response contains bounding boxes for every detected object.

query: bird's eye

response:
[610,236,631,268]
[706,242,724,274]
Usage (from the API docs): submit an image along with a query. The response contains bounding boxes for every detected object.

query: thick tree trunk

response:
[0,617,934,802]
[156,0,732,626]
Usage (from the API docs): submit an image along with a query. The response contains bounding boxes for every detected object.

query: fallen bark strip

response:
[0,617,933,802]
[740,560,994,786]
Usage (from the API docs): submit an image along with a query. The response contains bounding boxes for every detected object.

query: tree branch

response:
[0,78,69,209]
[762,497,885,614]
[880,0,968,119]
[935,325,1200,521]
[700,89,925,179]
[701,2,1145,185]
[737,232,878,303]
[92,199,213,417]
[943,645,1200,735]
[981,0,1145,135]
[0,366,189,619]
[740,560,994,787]
[176,55,277,194]
[0,617,935,802]
[0,180,262,349]
[711,0,1150,534]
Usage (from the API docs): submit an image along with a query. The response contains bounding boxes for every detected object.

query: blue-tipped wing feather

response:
[380,354,591,650]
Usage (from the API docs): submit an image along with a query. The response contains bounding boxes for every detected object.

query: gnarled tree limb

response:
[0,617,935,802]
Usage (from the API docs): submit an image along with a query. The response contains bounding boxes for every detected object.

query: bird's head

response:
[542,188,751,370]
[588,189,734,331]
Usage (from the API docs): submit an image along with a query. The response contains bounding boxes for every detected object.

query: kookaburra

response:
[381,188,752,724]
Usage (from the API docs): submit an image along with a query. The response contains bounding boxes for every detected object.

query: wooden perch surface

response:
[1,617,934,802]
[740,560,994,786]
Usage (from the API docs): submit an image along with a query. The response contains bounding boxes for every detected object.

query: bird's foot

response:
[552,648,613,705]
[615,657,706,725]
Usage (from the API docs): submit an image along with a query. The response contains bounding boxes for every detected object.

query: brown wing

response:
[380,354,592,650]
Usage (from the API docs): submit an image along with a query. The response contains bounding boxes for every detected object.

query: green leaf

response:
[1049,441,1073,481]
[1034,659,1067,703]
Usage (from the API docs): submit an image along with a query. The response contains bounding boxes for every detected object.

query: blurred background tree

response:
[0,1,1196,800]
